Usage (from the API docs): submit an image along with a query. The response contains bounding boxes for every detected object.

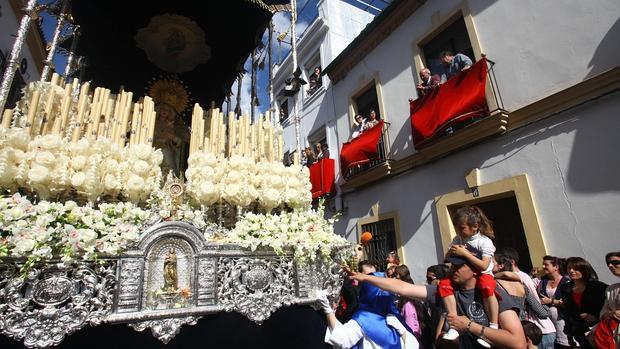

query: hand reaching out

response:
[315,289,334,314]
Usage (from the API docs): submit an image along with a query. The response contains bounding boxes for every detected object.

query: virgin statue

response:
[163,248,178,292]
[148,78,190,175]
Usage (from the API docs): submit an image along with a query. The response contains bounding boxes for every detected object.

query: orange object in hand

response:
[360,231,373,245]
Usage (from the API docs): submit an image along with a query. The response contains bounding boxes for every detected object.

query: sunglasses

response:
[426,276,436,284]
[608,260,620,266]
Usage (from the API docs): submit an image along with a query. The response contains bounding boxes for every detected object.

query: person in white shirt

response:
[351,114,366,140]
[317,271,419,349]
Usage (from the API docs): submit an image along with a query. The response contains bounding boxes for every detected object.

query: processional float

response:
[0,1,353,347]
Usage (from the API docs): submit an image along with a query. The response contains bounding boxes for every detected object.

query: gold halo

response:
[147,78,190,114]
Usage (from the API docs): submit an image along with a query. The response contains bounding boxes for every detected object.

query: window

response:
[421,16,474,78]
[304,52,322,96]
[361,218,397,272]
[353,83,381,122]
[279,99,289,123]
[308,127,327,158]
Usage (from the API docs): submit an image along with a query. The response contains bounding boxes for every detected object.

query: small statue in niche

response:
[163,248,178,292]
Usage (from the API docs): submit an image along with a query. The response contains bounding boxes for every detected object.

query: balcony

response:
[309,158,336,199]
[410,57,506,148]
[340,121,392,190]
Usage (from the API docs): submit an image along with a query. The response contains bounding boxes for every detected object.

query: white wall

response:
[0,0,42,82]
[278,0,375,156]
[330,0,620,160]
[335,91,620,284]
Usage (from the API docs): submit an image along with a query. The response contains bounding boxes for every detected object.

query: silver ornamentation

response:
[129,316,198,344]
[216,256,296,324]
[0,221,350,347]
[0,261,116,348]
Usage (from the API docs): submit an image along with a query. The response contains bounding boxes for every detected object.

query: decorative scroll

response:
[129,316,198,344]
[216,256,297,324]
[0,262,117,348]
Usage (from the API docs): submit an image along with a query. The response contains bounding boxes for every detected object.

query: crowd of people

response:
[301,142,330,167]
[317,205,620,349]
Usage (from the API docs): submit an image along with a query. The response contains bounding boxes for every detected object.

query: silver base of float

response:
[0,221,347,347]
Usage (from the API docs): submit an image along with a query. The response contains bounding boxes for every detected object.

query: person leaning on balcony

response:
[304,146,317,167]
[351,114,366,139]
[363,109,379,131]
[416,68,441,97]
[439,50,473,82]
[316,143,330,160]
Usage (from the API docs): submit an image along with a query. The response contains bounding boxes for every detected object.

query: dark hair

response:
[368,109,379,119]
[543,255,566,275]
[395,265,414,284]
[521,320,542,345]
[566,257,598,281]
[497,247,519,265]
[439,50,454,59]
[387,250,401,264]
[358,260,375,272]
[494,253,514,272]
[453,205,495,238]
[606,252,620,264]
[427,264,450,279]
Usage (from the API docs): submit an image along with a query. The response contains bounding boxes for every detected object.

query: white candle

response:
[2,109,14,128]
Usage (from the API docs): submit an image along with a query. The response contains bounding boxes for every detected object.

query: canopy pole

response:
[41,0,70,82]
[291,0,302,164]
[0,0,39,112]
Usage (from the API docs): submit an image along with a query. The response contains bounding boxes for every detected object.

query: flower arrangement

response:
[185,153,312,211]
[0,127,163,203]
[223,202,348,263]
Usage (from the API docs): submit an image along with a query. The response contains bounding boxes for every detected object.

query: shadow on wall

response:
[586,17,620,79]
[565,92,620,193]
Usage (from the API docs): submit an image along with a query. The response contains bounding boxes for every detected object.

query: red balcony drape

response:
[309,158,335,199]
[410,58,488,146]
[340,120,384,177]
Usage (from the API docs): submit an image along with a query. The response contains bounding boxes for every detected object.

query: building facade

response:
[287,0,620,284]
[275,0,375,163]
[0,0,46,108]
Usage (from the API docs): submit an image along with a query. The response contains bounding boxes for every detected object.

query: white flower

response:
[132,160,150,175]
[35,134,62,151]
[151,149,164,165]
[7,128,30,150]
[13,238,36,255]
[77,228,97,244]
[28,165,50,184]
[132,144,152,160]
[104,174,120,191]
[72,155,87,170]
[34,246,53,258]
[71,172,86,187]
[34,151,55,166]
[126,175,145,192]
[70,138,90,154]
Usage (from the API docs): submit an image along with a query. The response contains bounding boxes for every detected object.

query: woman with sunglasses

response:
[594,252,620,348]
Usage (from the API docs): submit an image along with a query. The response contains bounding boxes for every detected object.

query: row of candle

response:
[189,105,284,162]
[1,73,158,146]
[1,75,285,163]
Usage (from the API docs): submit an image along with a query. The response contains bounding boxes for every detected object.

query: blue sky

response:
[39,0,389,113]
